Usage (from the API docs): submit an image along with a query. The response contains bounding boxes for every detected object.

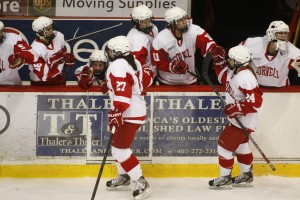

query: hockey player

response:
[75,50,108,93]
[0,21,33,85]
[150,6,223,85]
[29,16,75,85]
[104,36,153,199]
[127,4,158,81]
[241,20,300,87]
[209,45,263,189]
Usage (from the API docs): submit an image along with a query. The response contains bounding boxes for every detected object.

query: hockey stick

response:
[188,53,276,171]
[65,27,79,83]
[91,126,115,200]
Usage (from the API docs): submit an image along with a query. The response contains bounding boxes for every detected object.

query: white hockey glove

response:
[291,56,300,76]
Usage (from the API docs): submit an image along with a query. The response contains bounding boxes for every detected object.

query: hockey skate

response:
[209,174,232,190]
[232,170,253,187]
[132,176,152,200]
[106,174,131,191]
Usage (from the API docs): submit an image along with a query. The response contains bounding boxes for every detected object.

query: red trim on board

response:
[2,85,300,93]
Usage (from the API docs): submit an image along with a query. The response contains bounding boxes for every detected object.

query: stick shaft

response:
[91,127,115,200]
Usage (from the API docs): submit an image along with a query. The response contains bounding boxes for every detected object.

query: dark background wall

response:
[191,0,296,50]
[190,0,298,84]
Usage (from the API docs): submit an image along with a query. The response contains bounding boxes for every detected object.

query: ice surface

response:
[0,176,299,200]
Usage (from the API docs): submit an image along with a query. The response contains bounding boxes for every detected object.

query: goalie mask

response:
[32,16,56,41]
[89,50,108,80]
[165,6,190,33]
[266,21,290,51]
[105,36,132,61]
[0,21,5,43]
[131,5,154,34]
[228,45,251,70]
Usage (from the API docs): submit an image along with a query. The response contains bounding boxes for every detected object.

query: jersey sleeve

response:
[214,65,228,85]
[195,30,216,56]
[13,36,39,64]
[131,47,148,66]
[150,43,170,72]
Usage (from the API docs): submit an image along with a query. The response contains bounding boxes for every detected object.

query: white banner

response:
[56,0,190,17]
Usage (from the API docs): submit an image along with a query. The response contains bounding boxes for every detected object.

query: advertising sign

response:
[28,0,56,16]
[0,0,26,15]
[36,94,152,157]
[35,93,226,158]
[56,0,190,17]
[152,94,226,157]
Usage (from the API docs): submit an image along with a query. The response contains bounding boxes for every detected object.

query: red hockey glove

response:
[47,49,66,69]
[169,60,188,74]
[64,53,76,68]
[8,53,25,69]
[108,109,123,131]
[77,66,93,89]
[99,79,109,95]
[223,102,246,118]
[211,45,226,67]
[142,64,154,87]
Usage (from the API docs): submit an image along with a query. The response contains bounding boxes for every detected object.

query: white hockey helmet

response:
[90,50,107,63]
[165,6,187,25]
[107,36,132,57]
[0,21,4,31]
[266,21,289,50]
[32,16,53,32]
[228,45,251,67]
[131,5,153,21]
[266,21,289,41]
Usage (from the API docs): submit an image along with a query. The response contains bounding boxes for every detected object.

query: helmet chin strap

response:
[228,60,251,70]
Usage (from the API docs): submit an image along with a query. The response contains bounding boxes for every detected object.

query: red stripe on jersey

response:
[124,115,146,121]
[195,32,216,56]
[150,47,170,72]
[131,47,148,66]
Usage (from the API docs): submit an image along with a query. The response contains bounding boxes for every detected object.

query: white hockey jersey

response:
[151,24,216,85]
[242,36,300,87]
[0,29,29,85]
[29,31,66,82]
[217,67,263,131]
[127,26,158,67]
[106,58,147,124]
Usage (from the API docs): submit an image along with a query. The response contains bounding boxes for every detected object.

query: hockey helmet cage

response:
[266,21,289,41]
[228,45,251,67]
[107,36,132,57]
[266,21,289,51]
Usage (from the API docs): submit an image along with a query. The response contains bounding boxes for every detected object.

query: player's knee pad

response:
[236,142,251,154]
[111,146,132,163]
[218,145,233,160]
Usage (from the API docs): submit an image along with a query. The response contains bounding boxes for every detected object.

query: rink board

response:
[1,86,300,177]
